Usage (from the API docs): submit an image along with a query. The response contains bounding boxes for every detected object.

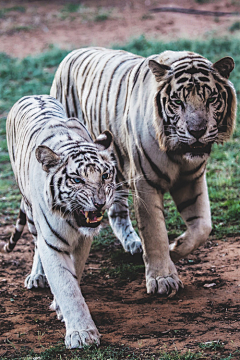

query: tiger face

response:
[36,131,116,230]
[149,52,237,160]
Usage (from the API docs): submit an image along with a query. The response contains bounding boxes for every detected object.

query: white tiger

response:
[50,47,237,296]
[1,95,116,348]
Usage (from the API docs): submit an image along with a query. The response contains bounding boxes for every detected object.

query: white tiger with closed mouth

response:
[1,95,116,348]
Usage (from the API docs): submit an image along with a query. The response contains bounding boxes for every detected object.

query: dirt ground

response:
[1,0,240,358]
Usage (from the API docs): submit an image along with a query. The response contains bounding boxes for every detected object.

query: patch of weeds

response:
[94,11,111,22]
[9,25,33,33]
[199,339,225,350]
[92,226,116,251]
[0,6,25,18]
[141,13,154,20]
[61,3,81,13]
[194,0,210,3]
[158,350,202,359]
[101,262,144,282]
[6,343,157,359]
[229,21,240,32]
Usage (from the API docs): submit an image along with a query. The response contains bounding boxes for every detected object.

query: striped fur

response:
[3,95,116,348]
[50,48,237,295]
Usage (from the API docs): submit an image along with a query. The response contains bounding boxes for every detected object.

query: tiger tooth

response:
[86,218,90,223]
[85,211,89,218]
[97,216,103,222]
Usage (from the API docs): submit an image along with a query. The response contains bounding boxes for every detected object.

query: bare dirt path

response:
[0,226,240,358]
[0,0,239,58]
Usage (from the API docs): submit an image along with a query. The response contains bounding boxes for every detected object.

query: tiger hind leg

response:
[0,198,26,253]
[108,196,142,255]
[25,243,48,289]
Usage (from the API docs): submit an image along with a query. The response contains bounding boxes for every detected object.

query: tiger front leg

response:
[50,236,93,322]
[37,234,100,349]
[134,181,183,295]
[170,173,212,263]
[108,189,142,254]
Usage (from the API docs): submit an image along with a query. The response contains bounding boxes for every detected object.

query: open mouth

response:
[183,142,212,155]
[74,209,105,228]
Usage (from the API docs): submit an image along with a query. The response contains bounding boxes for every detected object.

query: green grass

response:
[59,4,112,22]
[0,6,25,18]
[0,343,204,360]
[229,21,240,32]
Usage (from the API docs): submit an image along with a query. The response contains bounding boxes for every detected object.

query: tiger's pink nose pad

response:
[94,202,105,210]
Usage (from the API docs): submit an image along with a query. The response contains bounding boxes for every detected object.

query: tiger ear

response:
[148,60,171,82]
[36,145,61,172]
[94,130,113,151]
[213,57,234,79]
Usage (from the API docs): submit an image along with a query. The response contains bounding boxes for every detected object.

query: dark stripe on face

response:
[218,86,233,133]
[40,205,70,246]
[177,193,202,213]
[156,92,164,119]
[199,77,210,82]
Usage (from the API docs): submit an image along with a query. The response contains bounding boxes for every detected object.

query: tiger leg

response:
[0,198,26,253]
[50,236,93,321]
[169,173,212,263]
[134,181,183,295]
[24,214,48,289]
[37,233,99,348]
[108,189,142,254]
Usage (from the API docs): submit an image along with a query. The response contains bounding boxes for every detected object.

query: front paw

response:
[65,328,100,349]
[24,273,48,289]
[146,273,183,295]
[123,233,142,255]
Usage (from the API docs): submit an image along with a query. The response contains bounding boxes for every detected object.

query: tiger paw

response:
[65,328,100,349]
[24,273,48,289]
[122,232,142,255]
[146,273,183,295]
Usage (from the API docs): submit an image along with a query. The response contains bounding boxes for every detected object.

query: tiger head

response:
[149,50,237,160]
[36,130,116,231]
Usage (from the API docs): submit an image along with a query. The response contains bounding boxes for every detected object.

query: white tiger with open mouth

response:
[1,95,116,348]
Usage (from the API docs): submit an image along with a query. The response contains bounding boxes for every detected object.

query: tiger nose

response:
[188,127,207,140]
[94,202,105,210]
